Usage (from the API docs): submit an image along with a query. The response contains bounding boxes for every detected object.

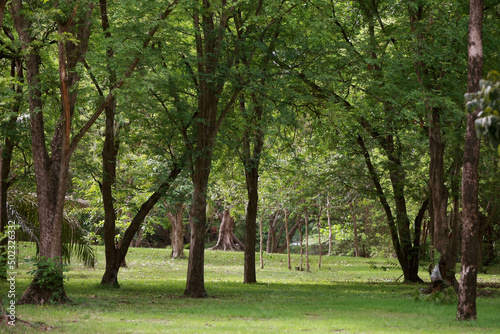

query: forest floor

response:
[1,242,500,333]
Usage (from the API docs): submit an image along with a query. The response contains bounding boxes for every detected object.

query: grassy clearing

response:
[1,243,500,333]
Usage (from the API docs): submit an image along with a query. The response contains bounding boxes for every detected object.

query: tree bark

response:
[211,209,243,251]
[285,209,291,270]
[0,55,22,279]
[241,93,264,284]
[357,135,422,282]
[327,197,332,256]
[12,0,91,304]
[184,1,240,298]
[259,219,264,269]
[317,207,323,268]
[305,209,310,272]
[167,204,186,259]
[457,0,483,321]
[100,167,182,287]
[350,203,359,257]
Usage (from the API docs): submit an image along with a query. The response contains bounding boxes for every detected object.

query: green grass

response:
[2,243,500,333]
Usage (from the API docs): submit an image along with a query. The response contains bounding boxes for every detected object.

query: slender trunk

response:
[259,220,264,269]
[100,0,121,287]
[305,209,310,272]
[317,207,322,268]
[351,203,359,257]
[357,135,421,282]
[285,209,291,270]
[242,93,264,284]
[100,167,182,287]
[299,221,303,271]
[327,198,332,256]
[0,56,22,279]
[457,0,483,320]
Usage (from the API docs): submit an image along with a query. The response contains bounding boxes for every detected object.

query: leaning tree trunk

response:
[100,167,182,287]
[98,0,182,288]
[457,0,483,320]
[357,135,422,282]
[167,204,186,259]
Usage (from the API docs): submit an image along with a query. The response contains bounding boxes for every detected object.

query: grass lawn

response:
[2,242,500,333]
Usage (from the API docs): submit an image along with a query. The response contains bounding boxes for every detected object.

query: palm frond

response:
[7,191,96,267]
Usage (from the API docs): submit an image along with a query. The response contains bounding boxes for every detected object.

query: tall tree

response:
[11,0,93,304]
[11,0,178,302]
[0,16,23,279]
[183,0,242,298]
[457,0,483,320]
[96,0,182,288]
[183,0,295,296]
[407,0,468,291]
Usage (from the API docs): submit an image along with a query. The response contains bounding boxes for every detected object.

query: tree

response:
[11,0,93,304]
[10,0,178,302]
[406,0,469,291]
[183,0,297,297]
[95,0,182,288]
[211,208,244,251]
[0,9,23,279]
[457,0,484,319]
[166,203,186,259]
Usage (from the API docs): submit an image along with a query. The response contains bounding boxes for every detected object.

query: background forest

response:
[0,0,499,324]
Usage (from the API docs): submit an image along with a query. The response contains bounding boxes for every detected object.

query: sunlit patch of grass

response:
[1,242,499,333]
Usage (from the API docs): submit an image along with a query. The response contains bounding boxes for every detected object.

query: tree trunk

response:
[327,197,332,256]
[211,210,244,251]
[97,0,182,288]
[299,221,303,271]
[12,0,91,304]
[357,135,422,282]
[241,93,264,284]
[259,220,264,269]
[243,173,257,283]
[457,0,483,320]
[285,209,291,270]
[184,2,240,298]
[351,203,359,257]
[266,213,276,253]
[275,215,302,254]
[317,206,323,268]
[167,204,185,259]
[305,209,310,272]
[0,56,22,279]
[185,172,209,297]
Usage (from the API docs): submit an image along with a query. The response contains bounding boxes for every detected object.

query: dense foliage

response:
[0,0,499,320]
